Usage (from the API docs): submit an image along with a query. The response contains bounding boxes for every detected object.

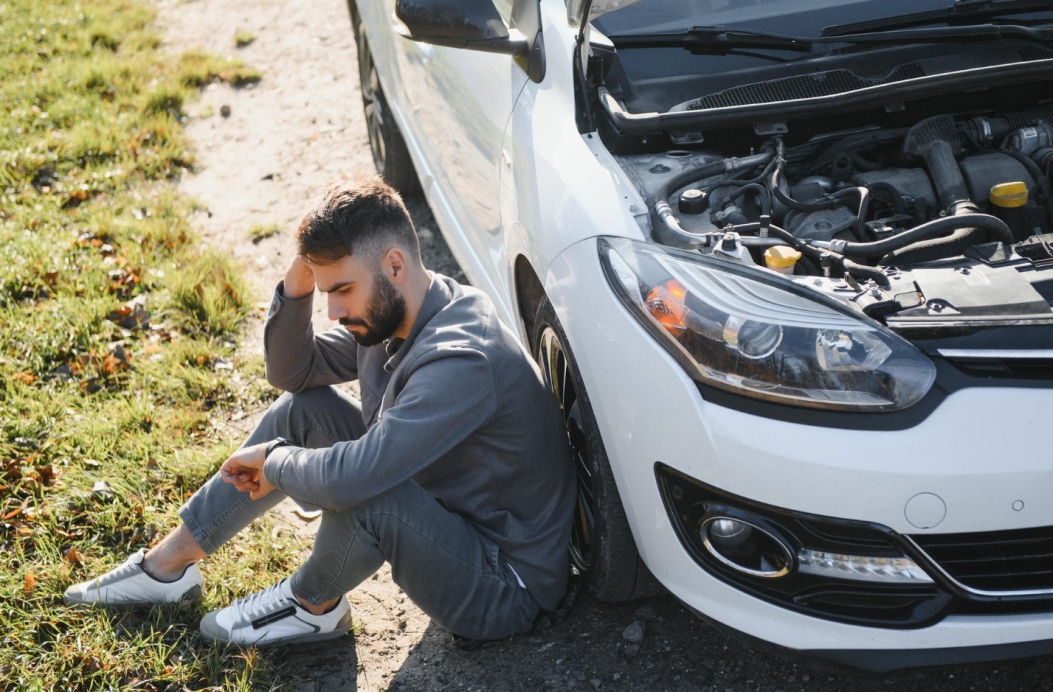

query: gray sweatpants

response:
[179,386,540,640]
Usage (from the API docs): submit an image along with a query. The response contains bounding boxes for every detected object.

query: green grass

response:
[247,222,281,244]
[234,31,257,49]
[0,0,294,688]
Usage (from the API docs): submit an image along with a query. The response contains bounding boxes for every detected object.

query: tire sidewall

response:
[532,297,652,601]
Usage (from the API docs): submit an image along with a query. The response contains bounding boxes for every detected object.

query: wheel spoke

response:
[537,326,595,573]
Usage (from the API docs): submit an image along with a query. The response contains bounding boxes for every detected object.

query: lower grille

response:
[911,526,1053,593]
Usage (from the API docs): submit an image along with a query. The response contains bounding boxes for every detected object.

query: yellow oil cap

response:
[764,245,802,269]
[990,181,1029,208]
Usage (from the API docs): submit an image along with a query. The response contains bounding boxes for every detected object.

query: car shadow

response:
[276,586,1053,691]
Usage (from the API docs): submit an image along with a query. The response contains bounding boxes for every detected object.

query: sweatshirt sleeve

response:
[263,281,359,393]
[263,346,497,509]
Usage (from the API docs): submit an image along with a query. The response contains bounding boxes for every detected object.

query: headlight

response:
[599,238,935,411]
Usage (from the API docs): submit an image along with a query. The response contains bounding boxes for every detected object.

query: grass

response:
[247,223,281,244]
[234,31,256,49]
[0,0,295,688]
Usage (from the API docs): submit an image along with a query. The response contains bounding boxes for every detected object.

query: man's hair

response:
[295,176,421,265]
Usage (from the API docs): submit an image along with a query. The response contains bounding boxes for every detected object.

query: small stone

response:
[802,674,810,682]
[590,679,601,690]
[624,644,640,658]
[220,104,232,118]
[633,604,656,621]
[621,621,645,644]
[575,672,585,682]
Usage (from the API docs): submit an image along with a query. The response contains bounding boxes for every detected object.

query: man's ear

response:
[384,247,409,283]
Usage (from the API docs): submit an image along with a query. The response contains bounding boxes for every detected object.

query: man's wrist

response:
[265,437,291,460]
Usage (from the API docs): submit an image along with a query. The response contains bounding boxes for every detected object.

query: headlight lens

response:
[599,238,935,411]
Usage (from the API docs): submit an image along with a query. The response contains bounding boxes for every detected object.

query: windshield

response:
[593,0,1053,98]
[594,0,1025,38]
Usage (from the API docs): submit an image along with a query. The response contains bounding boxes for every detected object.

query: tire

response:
[353,25,419,194]
[532,297,661,602]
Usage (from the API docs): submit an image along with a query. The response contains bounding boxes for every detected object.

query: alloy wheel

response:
[358,38,387,176]
[537,326,595,573]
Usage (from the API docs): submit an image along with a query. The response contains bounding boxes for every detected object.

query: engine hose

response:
[727,183,771,216]
[1000,149,1053,230]
[866,181,906,215]
[1005,106,1053,130]
[848,153,881,171]
[882,225,988,265]
[652,152,775,246]
[728,222,890,287]
[771,160,860,212]
[811,213,1014,258]
[700,157,780,193]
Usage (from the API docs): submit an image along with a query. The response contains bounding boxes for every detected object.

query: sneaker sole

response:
[63,584,204,609]
[200,607,353,647]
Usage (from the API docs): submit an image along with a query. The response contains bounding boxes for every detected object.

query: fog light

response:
[797,549,933,584]
[701,516,792,578]
[708,518,752,548]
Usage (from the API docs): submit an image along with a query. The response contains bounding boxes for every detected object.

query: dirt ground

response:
[158,0,1053,689]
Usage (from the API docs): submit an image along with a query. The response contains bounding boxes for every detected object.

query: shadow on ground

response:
[274,585,1053,691]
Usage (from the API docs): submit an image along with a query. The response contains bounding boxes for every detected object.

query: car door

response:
[403,0,530,304]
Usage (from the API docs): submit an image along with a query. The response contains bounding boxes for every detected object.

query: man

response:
[64,177,576,647]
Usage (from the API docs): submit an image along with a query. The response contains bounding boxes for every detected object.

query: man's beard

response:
[339,271,407,347]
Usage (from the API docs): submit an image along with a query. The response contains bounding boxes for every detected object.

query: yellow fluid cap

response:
[765,245,802,268]
[990,181,1029,208]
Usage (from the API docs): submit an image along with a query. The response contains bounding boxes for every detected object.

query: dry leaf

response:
[24,571,36,594]
[65,546,83,564]
[13,372,36,385]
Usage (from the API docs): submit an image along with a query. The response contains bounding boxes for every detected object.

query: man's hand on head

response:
[220,442,277,501]
[283,255,316,300]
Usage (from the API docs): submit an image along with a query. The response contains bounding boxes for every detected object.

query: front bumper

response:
[544,237,1053,661]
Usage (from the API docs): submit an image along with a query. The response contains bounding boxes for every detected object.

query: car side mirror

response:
[393,0,529,56]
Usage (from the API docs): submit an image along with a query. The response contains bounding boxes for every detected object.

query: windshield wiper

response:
[823,0,1053,38]
[606,26,814,53]
[607,23,1053,53]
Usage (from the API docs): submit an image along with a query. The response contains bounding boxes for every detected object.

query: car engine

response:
[617,107,1053,333]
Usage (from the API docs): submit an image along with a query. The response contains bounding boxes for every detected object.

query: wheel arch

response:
[513,254,546,344]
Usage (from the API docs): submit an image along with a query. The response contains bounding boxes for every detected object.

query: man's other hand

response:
[220,443,277,501]
[283,255,316,300]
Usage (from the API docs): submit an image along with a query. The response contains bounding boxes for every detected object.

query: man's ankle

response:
[295,593,339,616]
[141,550,194,583]
[141,524,207,582]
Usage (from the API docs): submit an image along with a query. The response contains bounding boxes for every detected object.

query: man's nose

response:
[328,298,347,322]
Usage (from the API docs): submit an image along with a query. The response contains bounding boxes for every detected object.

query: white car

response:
[347,0,1053,673]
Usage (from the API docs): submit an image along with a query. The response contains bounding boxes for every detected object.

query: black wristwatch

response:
[264,437,291,459]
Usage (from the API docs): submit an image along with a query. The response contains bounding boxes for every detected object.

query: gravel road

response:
[159,0,1053,689]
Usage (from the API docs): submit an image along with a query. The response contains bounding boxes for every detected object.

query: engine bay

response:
[613,106,1053,334]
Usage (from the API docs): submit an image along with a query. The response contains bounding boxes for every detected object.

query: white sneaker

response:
[199,578,351,646]
[63,549,203,607]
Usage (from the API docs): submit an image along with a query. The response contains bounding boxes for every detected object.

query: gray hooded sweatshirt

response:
[261,273,576,610]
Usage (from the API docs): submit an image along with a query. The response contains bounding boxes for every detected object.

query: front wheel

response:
[354,29,419,194]
[533,298,660,602]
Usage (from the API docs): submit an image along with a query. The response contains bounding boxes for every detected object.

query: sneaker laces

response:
[230,580,292,622]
